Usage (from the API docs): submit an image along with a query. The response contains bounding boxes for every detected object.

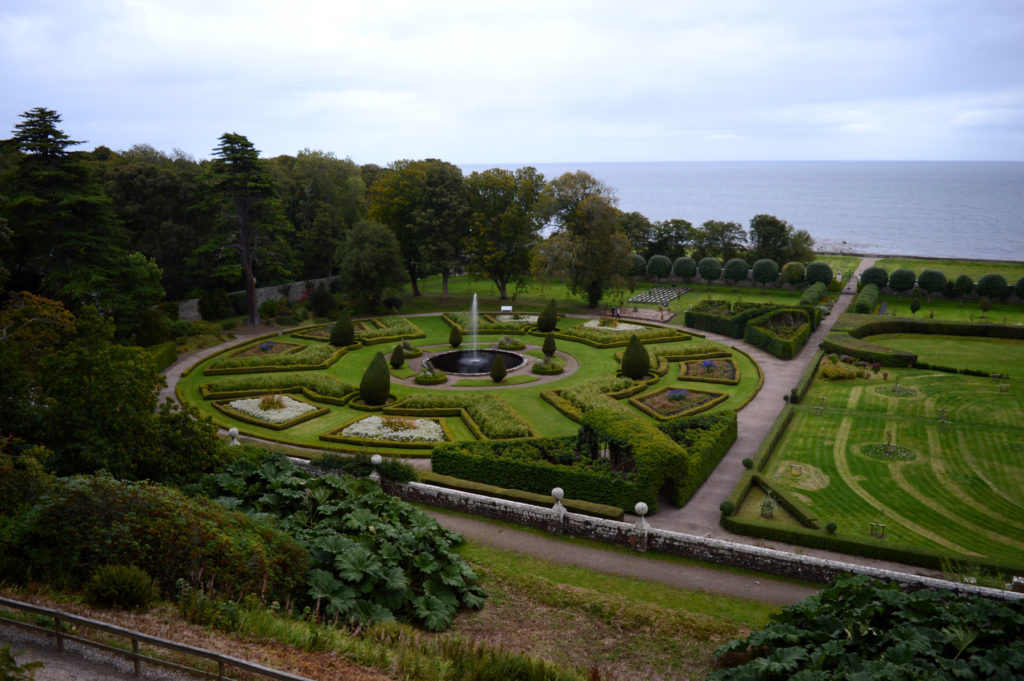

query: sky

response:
[2,0,1023,164]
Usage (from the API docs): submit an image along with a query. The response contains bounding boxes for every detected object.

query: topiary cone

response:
[542,332,556,357]
[489,353,507,383]
[449,325,462,348]
[389,343,405,369]
[620,334,650,380]
[536,299,557,332]
[359,352,391,406]
[331,309,355,347]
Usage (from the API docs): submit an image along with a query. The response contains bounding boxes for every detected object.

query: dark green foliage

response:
[860,266,889,288]
[742,458,753,469]
[953,273,974,302]
[448,325,463,348]
[389,343,405,369]
[1015,276,1024,300]
[918,269,946,296]
[804,261,833,286]
[798,281,827,306]
[336,220,407,311]
[910,293,922,316]
[536,299,558,332]
[744,308,811,360]
[825,521,837,534]
[628,253,646,276]
[723,257,749,284]
[84,564,157,610]
[489,353,507,383]
[698,257,722,285]
[684,299,784,338]
[359,352,391,405]
[673,256,697,281]
[145,341,178,371]
[330,309,354,346]
[719,500,735,515]
[977,273,1009,299]
[620,334,650,379]
[710,574,1024,681]
[751,258,780,287]
[308,283,334,318]
[656,411,738,504]
[1,475,309,599]
[646,254,672,280]
[198,288,232,320]
[542,332,557,357]
[780,261,805,286]
[888,268,916,297]
[0,643,43,681]
[821,333,918,367]
[133,308,171,347]
[315,451,417,482]
[199,455,486,630]
[852,283,879,313]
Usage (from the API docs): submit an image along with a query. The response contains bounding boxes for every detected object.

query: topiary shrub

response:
[825,521,837,534]
[449,325,463,348]
[542,332,557,357]
[489,353,507,383]
[698,257,722,286]
[673,256,697,281]
[309,283,334,318]
[953,274,974,303]
[628,253,646,277]
[536,299,558,332]
[917,269,946,298]
[977,273,1009,300]
[888,268,916,299]
[781,261,805,287]
[752,258,780,287]
[860,266,889,289]
[723,257,750,285]
[1015,276,1024,300]
[620,334,650,379]
[330,310,355,347]
[805,261,833,286]
[359,352,391,406]
[742,457,753,469]
[84,564,158,610]
[389,343,405,369]
[719,500,735,516]
[646,254,672,281]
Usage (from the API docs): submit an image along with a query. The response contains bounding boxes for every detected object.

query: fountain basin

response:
[425,349,525,376]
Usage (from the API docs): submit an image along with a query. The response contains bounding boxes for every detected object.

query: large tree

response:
[647,219,693,260]
[464,167,547,299]
[542,171,630,307]
[368,159,468,297]
[336,220,406,311]
[691,220,747,261]
[748,214,815,263]
[207,133,284,326]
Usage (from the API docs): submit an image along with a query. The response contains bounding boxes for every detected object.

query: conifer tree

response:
[330,310,354,346]
[449,325,462,348]
[389,343,405,369]
[537,299,558,332]
[620,334,650,379]
[542,332,556,357]
[489,353,506,383]
[359,352,390,405]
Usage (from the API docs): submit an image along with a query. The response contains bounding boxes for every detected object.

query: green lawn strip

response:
[874,295,1024,324]
[452,375,539,387]
[868,333,1024,376]
[873,256,1024,283]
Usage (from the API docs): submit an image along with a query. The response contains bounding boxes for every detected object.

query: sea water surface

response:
[460,161,1024,261]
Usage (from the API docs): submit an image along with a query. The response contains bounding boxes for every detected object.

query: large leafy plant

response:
[202,455,485,631]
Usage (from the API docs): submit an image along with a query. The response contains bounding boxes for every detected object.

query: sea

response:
[459,161,1024,262]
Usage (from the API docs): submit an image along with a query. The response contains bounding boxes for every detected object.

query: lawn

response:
[178,313,762,457]
[874,294,1024,324]
[873,256,1024,284]
[738,334,1024,570]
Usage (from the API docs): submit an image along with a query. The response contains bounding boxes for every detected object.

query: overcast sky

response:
[2,0,1023,164]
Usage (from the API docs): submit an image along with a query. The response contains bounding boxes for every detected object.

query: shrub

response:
[258,297,282,320]
[825,521,837,534]
[330,310,355,347]
[198,289,232,321]
[953,273,974,302]
[359,352,391,406]
[134,308,171,346]
[620,334,651,379]
[698,257,722,285]
[917,269,946,297]
[542,332,556,357]
[742,457,753,469]
[888,268,916,298]
[628,253,646,276]
[536,299,558,332]
[751,258,779,287]
[646,254,672,280]
[860,266,889,288]
[719,500,735,516]
[1015,276,1024,300]
[799,281,827,306]
[489,353,507,383]
[308,283,334,317]
[977,273,1009,299]
[853,283,880,313]
[673,256,697,281]
[84,564,157,610]
[780,261,805,286]
[723,257,749,284]
[389,343,405,369]
[804,261,833,286]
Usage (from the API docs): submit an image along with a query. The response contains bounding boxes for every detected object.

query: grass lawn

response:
[874,257,1024,284]
[742,334,1024,570]
[177,313,762,456]
[874,295,1024,324]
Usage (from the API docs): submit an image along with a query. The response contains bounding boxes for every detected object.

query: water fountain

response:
[425,293,525,375]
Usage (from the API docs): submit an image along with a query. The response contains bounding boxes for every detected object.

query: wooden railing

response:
[0,597,314,681]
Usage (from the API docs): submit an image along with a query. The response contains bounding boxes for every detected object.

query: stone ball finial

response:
[551,487,564,501]
[370,454,383,466]
[634,501,649,517]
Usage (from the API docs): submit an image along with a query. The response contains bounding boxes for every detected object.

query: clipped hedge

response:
[852,283,880,313]
[685,300,771,338]
[790,350,824,404]
[656,410,738,506]
[390,393,534,439]
[146,341,178,372]
[550,322,689,348]
[200,373,357,405]
[848,317,1024,341]
[417,471,624,521]
[820,332,917,367]
[743,307,811,360]
[798,281,828,307]
[204,343,349,376]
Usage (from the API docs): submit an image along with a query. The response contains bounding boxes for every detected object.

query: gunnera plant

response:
[360,352,391,406]
[84,564,158,610]
[620,334,650,380]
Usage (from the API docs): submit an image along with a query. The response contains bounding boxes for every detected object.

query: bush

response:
[359,352,391,406]
[542,332,556,357]
[673,256,697,281]
[804,261,833,286]
[780,261,805,286]
[853,283,880,313]
[698,257,722,284]
[330,310,355,347]
[723,257,749,284]
[308,283,334,317]
[84,564,157,610]
[258,297,282,320]
[888,268,916,297]
[953,273,974,301]
[825,521,837,534]
[628,253,646,276]
[145,341,178,372]
[646,254,672,280]
[1015,276,1024,300]
[742,457,753,469]
[977,273,1009,299]
[198,289,232,321]
[489,353,507,383]
[536,299,558,332]
[620,334,651,379]
[917,269,946,297]
[751,258,779,287]
[448,325,463,348]
[860,266,889,288]
[744,308,811,359]
[389,343,405,369]
[719,500,735,516]
[798,281,827,306]
[134,308,170,346]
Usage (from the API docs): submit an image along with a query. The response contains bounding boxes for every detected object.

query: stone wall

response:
[178,276,337,321]
[385,479,1024,602]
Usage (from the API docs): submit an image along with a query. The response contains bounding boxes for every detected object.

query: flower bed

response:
[558,322,685,347]
[327,415,449,447]
[860,442,917,461]
[212,394,328,430]
[232,340,303,357]
[679,358,740,384]
[629,386,727,420]
[582,319,646,332]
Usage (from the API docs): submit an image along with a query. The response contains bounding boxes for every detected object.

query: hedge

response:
[852,283,880,313]
[820,333,918,367]
[798,281,828,307]
[677,358,741,385]
[685,300,820,339]
[417,470,625,521]
[743,308,811,360]
[146,341,178,372]
[548,322,690,348]
[790,350,824,404]
[847,317,1024,341]
[656,411,738,506]
[203,344,349,375]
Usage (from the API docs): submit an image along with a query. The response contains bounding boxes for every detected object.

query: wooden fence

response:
[0,597,314,681]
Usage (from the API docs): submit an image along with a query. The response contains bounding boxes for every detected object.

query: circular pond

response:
[425,349,525,375]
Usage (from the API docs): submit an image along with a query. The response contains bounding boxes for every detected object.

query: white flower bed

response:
[341,415,445,442]
[495,314,538,323]
[582,319,645,332]
[228,395,317,424]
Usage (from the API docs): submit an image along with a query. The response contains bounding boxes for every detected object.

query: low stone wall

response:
[178,276,337,321]
[385,479,1023,602]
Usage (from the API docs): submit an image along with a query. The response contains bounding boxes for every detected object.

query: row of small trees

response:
[860,266,1024,301]
[629,254,834,288]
